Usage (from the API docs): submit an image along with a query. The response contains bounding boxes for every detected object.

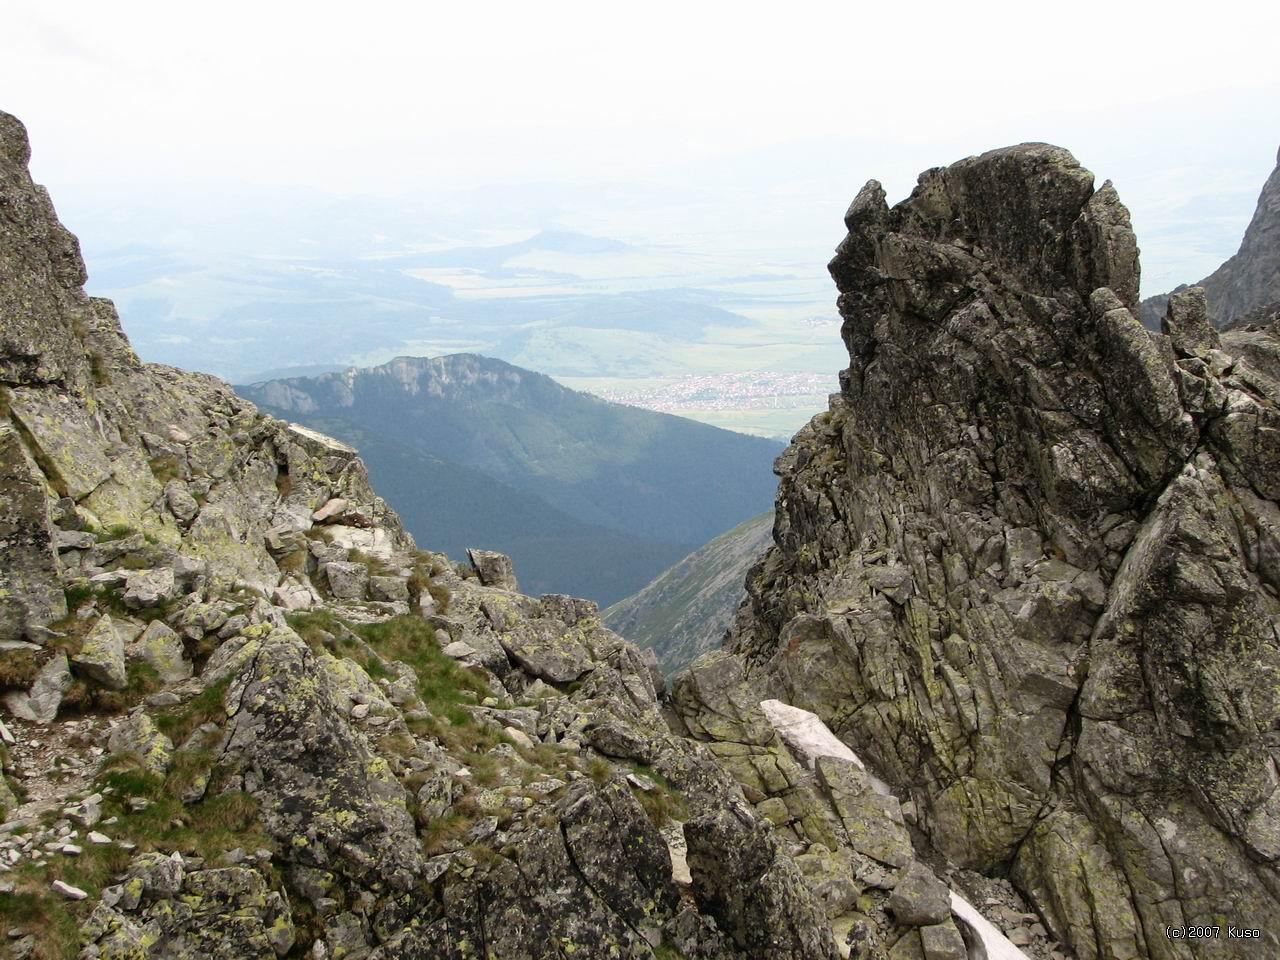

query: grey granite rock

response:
[466,548,518,590]
[3,649,71,723]
[714,143,1280,958]
[72,615,128,690]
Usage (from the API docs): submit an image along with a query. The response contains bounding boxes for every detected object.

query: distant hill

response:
[239,355,783,604]
[1141,145,1280,329]
[241,354,783,546]
[287,418,693,605]
[604,511,774,673]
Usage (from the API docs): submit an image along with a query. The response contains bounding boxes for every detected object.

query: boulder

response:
[55,529,95,550]
[441,640,478,660]
[466,548,518,590]
[888,862,951,927]
[684,806,840,959]
[163,480,199,523]
[415,770,454,824]
[368,575,408,602]
[87,859,294,959]
[539,593,597,625]
[107,711,174,774]
[497,618,591,684]
[3,650,71,723]
[122,567,177,609]
[72,616,128,690]
[815,756,912,868]
[312,497,349,522]
[272,581,315,611]
[221,631,422,891]
[126,619,192,682]
[323,561,368,601]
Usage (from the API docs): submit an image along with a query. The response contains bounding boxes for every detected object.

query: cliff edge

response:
[699,143,1280,959]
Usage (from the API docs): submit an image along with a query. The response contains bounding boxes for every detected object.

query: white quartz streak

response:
[758,698,1032,960]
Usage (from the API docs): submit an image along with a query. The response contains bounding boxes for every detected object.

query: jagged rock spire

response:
[725,143,1280,959]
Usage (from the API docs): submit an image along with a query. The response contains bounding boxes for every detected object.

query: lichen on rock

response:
[711,143,1280,958]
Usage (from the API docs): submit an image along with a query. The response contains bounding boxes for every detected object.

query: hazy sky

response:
[4,1,1280,292]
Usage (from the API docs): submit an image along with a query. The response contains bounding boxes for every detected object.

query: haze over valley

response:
[3,4,1280,958]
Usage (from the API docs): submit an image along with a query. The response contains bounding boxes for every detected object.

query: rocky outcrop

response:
[0,108,858,960]
[706,143,1280,959]
[1141,145,1280,328]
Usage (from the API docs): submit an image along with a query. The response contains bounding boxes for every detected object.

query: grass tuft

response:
[153,675,232,745]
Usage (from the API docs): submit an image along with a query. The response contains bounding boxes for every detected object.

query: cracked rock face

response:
[722,143,1280,959]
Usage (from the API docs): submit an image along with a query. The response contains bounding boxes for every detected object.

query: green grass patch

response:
[420,811,474,855]
[286,611,500,754]
[425,580,452,613]
[94,523,135,543]
[1,880,97,959]
[165,747,216,800]
[464,750,502,788]
[58,662,163,717]
[1,758,267,960]
[626,763,687,827]
[285,608,345,648]
[58,583,131,620]
[0,648,40,689]
[153,674,232,745]
[63,583,96,610]
[88,351,111,387]
[147,455,181,485]
[354,615,490,725]
[348,548,392,578]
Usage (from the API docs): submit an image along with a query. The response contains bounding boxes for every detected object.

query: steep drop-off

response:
[269,415,694,606]
[1141,145,1280,329]
[700,144,1280,959]
[605,511,774,674]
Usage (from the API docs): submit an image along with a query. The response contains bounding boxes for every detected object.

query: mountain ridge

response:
[1140,144,1280,328]
[604,511,774,674]
[5,104,1278,960]
[240,352,783,579]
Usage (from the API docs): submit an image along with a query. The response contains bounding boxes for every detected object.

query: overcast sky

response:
[4,0,1280,291]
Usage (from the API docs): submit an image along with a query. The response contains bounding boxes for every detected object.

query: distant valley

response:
[238,354,783,605]
[65,184,847,437]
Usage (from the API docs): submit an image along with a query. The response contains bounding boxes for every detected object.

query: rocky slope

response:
[706,143,1280,959]
[267,416,693,606]
[605,512,774,674]
[1140,145,1280,329]
[1,109,1041,960]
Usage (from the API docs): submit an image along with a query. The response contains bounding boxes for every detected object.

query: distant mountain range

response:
[603,511,774,673]
[238,355,783,605]
[1141,145,1280,329]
